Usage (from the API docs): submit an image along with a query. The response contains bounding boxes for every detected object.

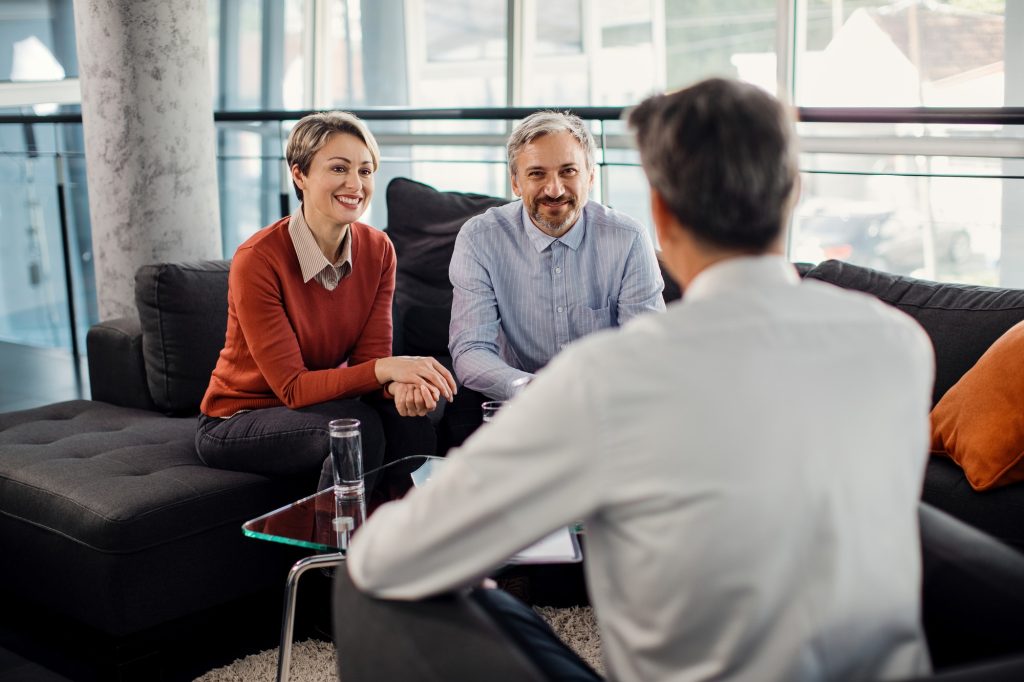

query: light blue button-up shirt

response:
[449,199,665,399]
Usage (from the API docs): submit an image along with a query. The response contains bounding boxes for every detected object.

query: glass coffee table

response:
[244,454,582,682]
[243,455,438,682]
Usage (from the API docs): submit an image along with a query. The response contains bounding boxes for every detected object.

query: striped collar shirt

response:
[449,199,665,399]
[288,207,352,291]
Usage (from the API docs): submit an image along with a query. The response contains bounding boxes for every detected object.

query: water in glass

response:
[329,419,363,496]
[333,487,366,551]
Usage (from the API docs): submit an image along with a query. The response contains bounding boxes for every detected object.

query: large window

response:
[796,0,1009,107]
[0,0,91,364]
[0,0,1022,376]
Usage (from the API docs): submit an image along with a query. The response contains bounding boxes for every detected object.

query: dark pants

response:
[440,386,488,451]
[333,567,602,682]
[472,588,603,681]
[195,396,435,492]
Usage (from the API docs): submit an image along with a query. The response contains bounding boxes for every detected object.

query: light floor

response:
[0,340,87,413]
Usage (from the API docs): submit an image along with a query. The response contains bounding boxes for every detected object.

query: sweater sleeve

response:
[231,247,381,408]
[349,233,395,366]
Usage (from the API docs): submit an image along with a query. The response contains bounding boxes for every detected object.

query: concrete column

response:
[73,0,221,319]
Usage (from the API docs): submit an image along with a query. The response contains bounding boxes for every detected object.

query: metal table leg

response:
[276,553,344,682]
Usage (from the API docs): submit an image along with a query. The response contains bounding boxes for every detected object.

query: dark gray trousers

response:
[195,397,435,493]
[333,567,602,681]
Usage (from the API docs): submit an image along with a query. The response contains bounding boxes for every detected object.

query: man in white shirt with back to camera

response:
[347,78,935,682]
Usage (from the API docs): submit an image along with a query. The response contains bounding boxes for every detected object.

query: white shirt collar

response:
[684,254,799,304]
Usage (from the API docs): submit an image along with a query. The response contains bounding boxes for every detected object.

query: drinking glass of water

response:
[329,418,365,550]
[329,419,363,495]
[481,401,504,423]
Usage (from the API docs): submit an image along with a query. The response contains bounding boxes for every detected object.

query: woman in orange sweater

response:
[196,112,456,483]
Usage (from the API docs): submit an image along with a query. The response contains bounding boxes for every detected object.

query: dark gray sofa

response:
[0,262,312,638]
[1,175,1023,646]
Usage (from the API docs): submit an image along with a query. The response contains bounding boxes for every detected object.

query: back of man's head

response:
[629,78,799,252]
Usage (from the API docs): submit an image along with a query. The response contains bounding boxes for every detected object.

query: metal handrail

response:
[0,106,1023,126]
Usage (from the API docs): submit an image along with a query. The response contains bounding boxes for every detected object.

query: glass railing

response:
[0,107,1022,410]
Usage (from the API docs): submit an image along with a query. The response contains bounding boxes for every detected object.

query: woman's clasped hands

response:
[375,356,457,417]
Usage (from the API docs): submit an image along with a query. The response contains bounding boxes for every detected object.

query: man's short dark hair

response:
[628,78,799,251]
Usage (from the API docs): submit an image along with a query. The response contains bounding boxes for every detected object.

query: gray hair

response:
[507,111,596,175]
[629,78,799,251]
[286,111,381,201]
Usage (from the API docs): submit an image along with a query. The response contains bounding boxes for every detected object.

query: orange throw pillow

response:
[931,320,1024,491]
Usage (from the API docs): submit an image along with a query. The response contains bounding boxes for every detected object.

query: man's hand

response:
[376,356,457,401]
[390,381,440,417]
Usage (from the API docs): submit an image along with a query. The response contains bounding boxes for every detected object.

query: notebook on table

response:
[410,458,582,564]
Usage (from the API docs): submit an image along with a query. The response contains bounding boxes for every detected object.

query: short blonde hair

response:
[285,111,381,201]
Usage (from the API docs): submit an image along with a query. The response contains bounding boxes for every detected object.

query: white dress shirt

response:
[350,255,934,682]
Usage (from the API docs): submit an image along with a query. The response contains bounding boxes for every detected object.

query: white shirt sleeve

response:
[347,345,604,599]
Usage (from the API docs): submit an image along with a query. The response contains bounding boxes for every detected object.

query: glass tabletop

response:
[243,455,439,553]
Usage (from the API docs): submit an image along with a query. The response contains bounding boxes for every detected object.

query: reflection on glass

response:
[536,0,582,56]
[217,124,285,254]
[603,162,655,244]
[425,0,506,62]
[0,154,72,349]
[0,0,78,81]
[796,0,1007,107]
[790,157,1021,287]
[665,1,777,95]
[524,0,662,106]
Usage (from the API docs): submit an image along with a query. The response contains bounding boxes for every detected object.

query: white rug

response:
[194,605,603,681]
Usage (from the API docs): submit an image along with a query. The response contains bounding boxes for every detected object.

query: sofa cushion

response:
[923,457,1024,553]
[930,320,1024,491]
[804,260,1024,406]
[86,316,156,411]
[385,177,509,357]
[136,260,231,414]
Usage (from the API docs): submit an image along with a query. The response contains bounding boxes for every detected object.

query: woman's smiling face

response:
[291,132,375,232]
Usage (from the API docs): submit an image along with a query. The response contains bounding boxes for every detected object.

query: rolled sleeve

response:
[617,228,666,324]
[448,226,531,398]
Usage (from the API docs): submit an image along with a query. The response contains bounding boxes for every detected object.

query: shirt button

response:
[557,306,564,313]
[554,267,562,274]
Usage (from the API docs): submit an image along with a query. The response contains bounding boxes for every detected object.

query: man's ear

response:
[650,187,675,248]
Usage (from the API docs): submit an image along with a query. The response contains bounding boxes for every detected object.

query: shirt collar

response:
[683,254,799,304]
[288,207,352,284]
[520,202,587,253]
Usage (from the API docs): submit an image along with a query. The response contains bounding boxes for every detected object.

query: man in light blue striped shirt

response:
[448,111,665,402]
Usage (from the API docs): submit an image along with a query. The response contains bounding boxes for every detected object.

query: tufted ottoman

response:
[0,261,314,638]
[0,401,311,635]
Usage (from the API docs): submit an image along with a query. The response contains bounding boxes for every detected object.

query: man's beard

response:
[529,194,580,235]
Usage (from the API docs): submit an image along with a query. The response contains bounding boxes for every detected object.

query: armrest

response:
[919,502,1024,668]
[86,317,157,411]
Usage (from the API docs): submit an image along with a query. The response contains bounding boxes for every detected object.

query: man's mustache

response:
[539,194,576,205]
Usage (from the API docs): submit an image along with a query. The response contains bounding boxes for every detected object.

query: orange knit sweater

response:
[200,216,395,417]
